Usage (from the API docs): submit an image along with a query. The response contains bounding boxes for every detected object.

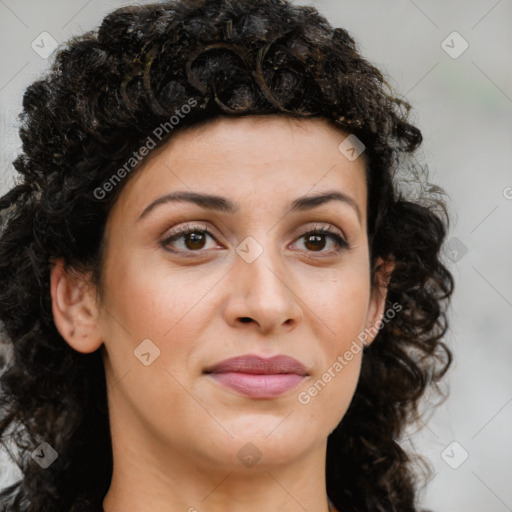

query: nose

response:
[222,244,303,335]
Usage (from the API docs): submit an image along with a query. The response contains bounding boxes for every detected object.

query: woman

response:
[0,0,454,511]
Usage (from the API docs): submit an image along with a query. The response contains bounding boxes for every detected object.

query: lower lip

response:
[207,372,305,398]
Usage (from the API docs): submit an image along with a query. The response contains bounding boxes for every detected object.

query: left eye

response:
[294,228,348,253]
[161,224,348,255]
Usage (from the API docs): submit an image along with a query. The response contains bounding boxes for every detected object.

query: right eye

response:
[161,224,221,254]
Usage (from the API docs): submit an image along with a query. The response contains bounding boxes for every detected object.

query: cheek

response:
[310,257,371,350]
[99,251,219,371]
[98,253,213,433]
[298,258,370,426]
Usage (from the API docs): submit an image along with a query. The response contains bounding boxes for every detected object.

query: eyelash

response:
[160,223,349,256]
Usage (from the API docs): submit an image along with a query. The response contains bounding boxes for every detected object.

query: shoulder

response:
[329,499,340,512]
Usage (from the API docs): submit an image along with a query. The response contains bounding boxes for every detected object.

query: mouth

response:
[203,354,308,399]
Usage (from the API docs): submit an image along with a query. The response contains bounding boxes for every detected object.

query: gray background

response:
[1,1,511,511]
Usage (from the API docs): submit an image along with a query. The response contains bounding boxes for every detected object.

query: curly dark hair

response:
[0,0,454,511]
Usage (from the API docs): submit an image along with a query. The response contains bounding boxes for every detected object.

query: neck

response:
[103,412,333,512]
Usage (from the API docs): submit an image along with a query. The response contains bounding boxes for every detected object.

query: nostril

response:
[239,317,252,323]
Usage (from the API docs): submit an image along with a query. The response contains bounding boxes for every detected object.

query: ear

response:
[50,257,103,354]
[363,256,396,348]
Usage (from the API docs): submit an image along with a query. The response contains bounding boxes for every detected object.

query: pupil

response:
[187,232,205,249]
[307,234,325,251]
[183,232,327,251]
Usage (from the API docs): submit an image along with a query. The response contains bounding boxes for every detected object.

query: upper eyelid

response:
[162,223,347,248]
[163,222,345,239]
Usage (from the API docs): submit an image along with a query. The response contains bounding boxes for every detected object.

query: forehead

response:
[109,115,368,223]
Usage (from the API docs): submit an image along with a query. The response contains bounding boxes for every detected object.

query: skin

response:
[51,115,393,512]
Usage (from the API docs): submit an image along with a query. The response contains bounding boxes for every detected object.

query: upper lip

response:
[204,354,308,376]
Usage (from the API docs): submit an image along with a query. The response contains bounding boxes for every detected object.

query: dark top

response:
[69,497,103,511]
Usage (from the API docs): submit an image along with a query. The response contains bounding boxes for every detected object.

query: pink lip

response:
[204,354,308,399]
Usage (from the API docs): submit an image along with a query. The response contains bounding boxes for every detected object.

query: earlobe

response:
[50,258,103,354]
[364,256,396,347]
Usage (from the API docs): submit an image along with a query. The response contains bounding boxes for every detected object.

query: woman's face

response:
[77,116,389,471]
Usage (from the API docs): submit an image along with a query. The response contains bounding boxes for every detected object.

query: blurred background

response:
[1,1,511,510]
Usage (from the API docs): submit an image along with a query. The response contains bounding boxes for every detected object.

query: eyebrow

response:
[137,189,362,225]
